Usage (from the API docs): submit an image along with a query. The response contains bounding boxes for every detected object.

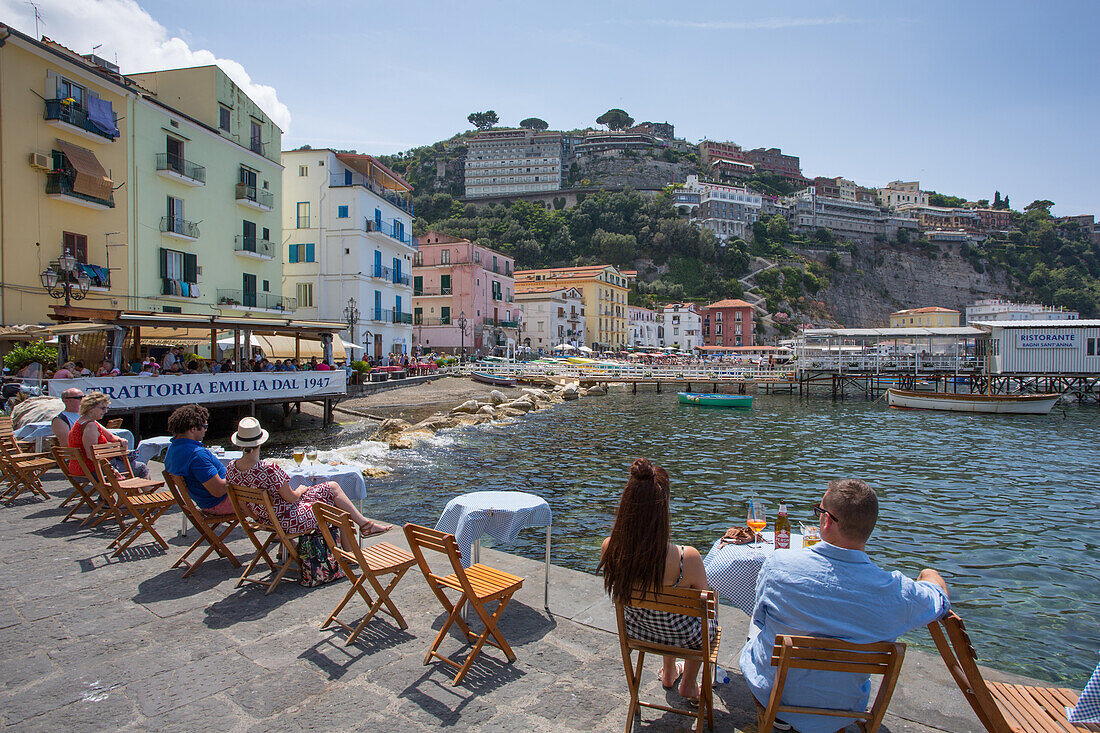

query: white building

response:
[877,180,929,209]
[282,149,415,358]
[966,299,1080,323]
[974,320,1100,374]
[628,305,663,350]
[662,303,703,350]
[514,286,585,351]
[464,129,564,198]
[680,174,763,241]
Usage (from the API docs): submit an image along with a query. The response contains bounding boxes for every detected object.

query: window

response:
[345,169,353,186]
[1089,338,1097,357]
[298,165,308,177]
[440,274,451,293]
[58,77,85,108]
[337,205,349,219]
[250,119,262,153]
[262,227,270,242]
[62,231,88,264]
[160,247,197,284]
[441,249,450,265]
[288,243,315,263]
[414,307,423,325]
[441,306,451,325]
[262,280,269,292]
[242,273,257,307]
[296,282,313,307]
[219,105,231,132]
[166,195,184,232]
[296,202,309,229]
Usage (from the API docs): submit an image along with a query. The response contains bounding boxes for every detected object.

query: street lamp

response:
[457,311,468,357]
[343,297,360,350]
[40,249,91,307]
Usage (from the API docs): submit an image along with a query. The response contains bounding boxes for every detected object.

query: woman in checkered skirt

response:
[598,458,717,702]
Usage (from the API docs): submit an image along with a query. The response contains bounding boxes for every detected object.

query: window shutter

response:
[183,253,197,283]
[159,248,168,279]
[306,243,315,262]
[288,244,298,263]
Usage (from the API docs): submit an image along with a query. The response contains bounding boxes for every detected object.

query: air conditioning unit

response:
[29,152,53,171]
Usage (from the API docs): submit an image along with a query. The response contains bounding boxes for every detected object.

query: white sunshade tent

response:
[577,345,594,353]
[552,344,576,351]
[215,334,351,360]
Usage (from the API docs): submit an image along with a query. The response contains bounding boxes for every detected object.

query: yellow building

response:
[0,26,135,324]
[515,265,629,349]
[889,306,961,327]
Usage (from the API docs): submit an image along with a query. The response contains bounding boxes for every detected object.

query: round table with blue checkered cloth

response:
[1068,660,1100,723]
[702,532,804,615]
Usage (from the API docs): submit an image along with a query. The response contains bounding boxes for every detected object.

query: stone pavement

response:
[0,467,1046,732]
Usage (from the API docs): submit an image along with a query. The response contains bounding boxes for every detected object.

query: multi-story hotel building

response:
[411,232,518,354]
[281,149,415,358]
[627,305,663,350]
[701,299,755,347]
[680,175,763,241]
[889,306,961,328]
[966,299,1079,323]
[662,303,702,350]
[745,147,803,180]
[515,286,585,351]
[877,181,929,209]
[515,265,629,350]
[464,129,564,198]
[897,204,981,233]
[787,190,884,243]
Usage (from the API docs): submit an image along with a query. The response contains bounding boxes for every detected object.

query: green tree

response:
[993,191,1002,208]
[766,214,790,241]
[519,117,549,131]
[467,111,499,130]
[1024,200,1055,217]
[928,191,968,208]
[596,108,634,131]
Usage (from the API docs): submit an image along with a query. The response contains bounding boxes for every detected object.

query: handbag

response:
[297,529,344,587]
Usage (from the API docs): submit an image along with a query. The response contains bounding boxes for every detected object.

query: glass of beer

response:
[292,447,305,467]
[747,502,767,552]
[801,523,820,547]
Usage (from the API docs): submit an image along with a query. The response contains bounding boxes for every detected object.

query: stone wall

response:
[573,150,695,190]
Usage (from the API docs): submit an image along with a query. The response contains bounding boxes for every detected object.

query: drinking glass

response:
[747,503,767,552]
[292,447,305,467]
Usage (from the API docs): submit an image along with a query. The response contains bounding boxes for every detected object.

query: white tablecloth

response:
[15,421,133,452]
[212,453,367,502]
[436,490,553,568]
[703,532,805,615]
[135,435,173,464]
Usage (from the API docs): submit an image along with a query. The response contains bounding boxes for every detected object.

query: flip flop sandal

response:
[659,661,685,690]
[359,521,392,537]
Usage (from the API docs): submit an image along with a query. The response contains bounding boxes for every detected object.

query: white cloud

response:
[0,0,291,131]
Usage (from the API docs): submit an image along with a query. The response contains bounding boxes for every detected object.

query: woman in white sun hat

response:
[225,417,390,548]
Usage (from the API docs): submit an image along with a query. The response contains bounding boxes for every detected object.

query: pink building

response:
[412,232,519,354]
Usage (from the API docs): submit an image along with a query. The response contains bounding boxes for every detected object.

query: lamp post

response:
[457,311,468,358]
[343,297,360,361]
[40,249,91,307]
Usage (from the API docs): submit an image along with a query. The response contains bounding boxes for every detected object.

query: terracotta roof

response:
[705,299,755,309]
[892,306,960,315]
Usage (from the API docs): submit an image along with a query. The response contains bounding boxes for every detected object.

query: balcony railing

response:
[217,289,296,311]
[393,272,410,286]
[46,171,114,208]
[500,320,520,329]
[334,171,415,215]
[413,317,453,327]
[483,317,497,327]
[234,235,275,259]
[43,99,117,141]
[155,153,206,184]
[414,287,452,297]
[161,278,198,298]
[395,311,413,324]
[365,219,414,247]
[372,265,393,280]
[234,183,274,209]
[160,216,200,239]
[369,309,414,324]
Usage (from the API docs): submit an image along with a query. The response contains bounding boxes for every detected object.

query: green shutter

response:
[183,253,197,283]
[159,248,168,279]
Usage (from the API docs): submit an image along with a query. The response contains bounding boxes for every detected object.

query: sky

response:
[3,0,1097,215]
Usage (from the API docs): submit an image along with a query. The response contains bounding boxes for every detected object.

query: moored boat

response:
[471,371,516,387]
[677,392,753,408]
[885,388,1060,415]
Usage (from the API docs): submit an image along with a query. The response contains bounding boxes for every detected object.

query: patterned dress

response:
[226,460,336,534]
[622,546,718,649]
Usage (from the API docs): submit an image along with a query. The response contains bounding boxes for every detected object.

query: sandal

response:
[659,661,684,690]
[358,520,392,537]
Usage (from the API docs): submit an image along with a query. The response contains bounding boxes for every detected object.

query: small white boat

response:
[885,388,1060,415]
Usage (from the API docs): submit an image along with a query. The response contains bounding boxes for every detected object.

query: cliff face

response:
[815,242,1021,327]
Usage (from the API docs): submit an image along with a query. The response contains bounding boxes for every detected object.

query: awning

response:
[55,139,113,201]
[138,326,212,346]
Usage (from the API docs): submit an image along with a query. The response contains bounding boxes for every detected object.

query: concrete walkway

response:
[0,468,1044,731]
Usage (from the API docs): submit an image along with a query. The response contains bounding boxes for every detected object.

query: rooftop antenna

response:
[26,1,43,38]
[92,43,102,54]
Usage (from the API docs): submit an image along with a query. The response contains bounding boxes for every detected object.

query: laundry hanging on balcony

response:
[85,94,119,138]
[55,139,113,201]
[77,263,110,288]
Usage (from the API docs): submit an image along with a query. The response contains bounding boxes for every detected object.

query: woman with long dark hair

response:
[598,458,714,701]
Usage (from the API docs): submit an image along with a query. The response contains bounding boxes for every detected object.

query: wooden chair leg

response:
[175,521,241,577]
[111,505,169,557]
[366,567,410,629]
[426,594,465,666]
[452,591,516,686]
[623,650,644,733]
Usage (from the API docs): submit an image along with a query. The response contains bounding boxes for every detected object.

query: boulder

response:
[450,399,481,414]
[12,396,64,428]
[368,418,411,442]
[413,414,459,432]
[477,404,497,417]
[488,390,507,405]
[561,385,580,401]
[361,466,392,478]
[389,429,434,450]
[496,406,526,418]
[503,399,534,413]
[521,388,548,400]
[586,385,607,396]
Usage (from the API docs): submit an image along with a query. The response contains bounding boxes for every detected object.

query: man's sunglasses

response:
[813,503,840,523]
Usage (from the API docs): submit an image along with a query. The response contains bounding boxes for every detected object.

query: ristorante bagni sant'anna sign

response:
[48,371,346,409]
[1015,332,1078,349]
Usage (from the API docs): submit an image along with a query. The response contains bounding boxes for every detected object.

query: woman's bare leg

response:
[324,481,391,549]
[678,659,702,700]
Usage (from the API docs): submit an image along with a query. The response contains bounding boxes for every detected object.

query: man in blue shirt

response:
[739,479,949,733]
[163,404,233,514]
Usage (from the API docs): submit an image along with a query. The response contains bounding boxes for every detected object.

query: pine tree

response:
[993,191,1002,208]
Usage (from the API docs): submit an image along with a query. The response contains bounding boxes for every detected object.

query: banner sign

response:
[1015,332,1078,349]
[48,370,346,410]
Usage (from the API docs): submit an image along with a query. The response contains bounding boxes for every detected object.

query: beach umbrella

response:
[578,345,594,353]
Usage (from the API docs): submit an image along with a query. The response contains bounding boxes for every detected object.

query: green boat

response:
[677,392,753,408]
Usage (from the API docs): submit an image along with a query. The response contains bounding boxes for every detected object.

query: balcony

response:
[155,153,206,186]
[395,311,413,324]
[160,216,200,241]
[365,219,414,247]
[234,235,275,260]
[414,287,452,297]
[334,171,415,215]
[372,265,393,281]
[161,278,199,299]
[234,183,273,211]
[217,289,296,312]
[500,320,520,329]
[45,171,114,209]
[44,99,117,142]
[393,272,410,286]
[414,317,452,326]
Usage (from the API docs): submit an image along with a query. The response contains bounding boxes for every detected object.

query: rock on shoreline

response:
[366,380,601,450]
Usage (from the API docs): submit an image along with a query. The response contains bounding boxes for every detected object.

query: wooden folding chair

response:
[311,503,415,644]
[0,426,55,504]
[403,523,524,686]
[615,586,722,732]
[754,635,906,733]
[52,446,100,522]
[105,418,123,429]
[90,443,173,557]
[928,612,1098,733]
[226,482,305,594]
[163,472,241,578]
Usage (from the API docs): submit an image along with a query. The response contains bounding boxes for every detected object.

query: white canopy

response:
[215,334,350,360]
[577,345,594,353]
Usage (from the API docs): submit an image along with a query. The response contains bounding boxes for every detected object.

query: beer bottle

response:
[775,501,791,549]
